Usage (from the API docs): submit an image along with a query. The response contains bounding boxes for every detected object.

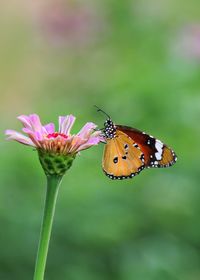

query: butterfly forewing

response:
[102,130,145,179]
[116,125,177,168]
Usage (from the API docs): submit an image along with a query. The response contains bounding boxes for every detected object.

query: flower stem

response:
[33,175,62,280]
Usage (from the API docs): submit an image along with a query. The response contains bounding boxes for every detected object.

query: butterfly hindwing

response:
[116,125,177,168]
[102,130,145,179]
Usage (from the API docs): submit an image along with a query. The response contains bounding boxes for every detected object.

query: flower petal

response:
[68,136,84,153]
[5,130,35,146]
[92,130,106,143]
[17,115,33,128]
[29,114,43,131]
[76,136,101,152]
[22,128,43,141]
[43,123,55,134]
[6,114,102,155]
[59,115,76,135]
[18,114,44,134]
[77,122,97,139]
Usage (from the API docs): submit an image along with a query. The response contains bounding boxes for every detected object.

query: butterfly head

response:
[94,106,117,139]
[104,118,116,139]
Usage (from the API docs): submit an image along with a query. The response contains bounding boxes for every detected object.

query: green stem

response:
[33,175,62,280]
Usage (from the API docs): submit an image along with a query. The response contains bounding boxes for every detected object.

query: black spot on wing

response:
[113,157,118,164]
[124,144,128,149]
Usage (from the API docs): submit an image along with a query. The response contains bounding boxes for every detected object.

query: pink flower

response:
[5,114,103,177]
[5,114,102,155]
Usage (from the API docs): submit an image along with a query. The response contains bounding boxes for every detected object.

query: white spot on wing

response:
[155,140,163,160]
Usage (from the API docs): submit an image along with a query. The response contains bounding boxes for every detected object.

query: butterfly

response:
[97,107,177,180]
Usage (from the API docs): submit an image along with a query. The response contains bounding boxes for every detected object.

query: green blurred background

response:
[1,0,200,279]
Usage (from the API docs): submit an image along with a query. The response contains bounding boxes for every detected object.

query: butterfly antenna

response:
[94,105,111,119]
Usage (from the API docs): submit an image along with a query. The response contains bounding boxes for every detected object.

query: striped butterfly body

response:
[102,118,177,180]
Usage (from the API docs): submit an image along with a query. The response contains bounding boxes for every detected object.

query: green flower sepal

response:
[38,149,75,177]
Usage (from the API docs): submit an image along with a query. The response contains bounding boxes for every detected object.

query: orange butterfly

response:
[97,108,177,180]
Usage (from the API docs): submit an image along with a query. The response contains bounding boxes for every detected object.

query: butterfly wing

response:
[116,125,177,168]
[102,130,145,179]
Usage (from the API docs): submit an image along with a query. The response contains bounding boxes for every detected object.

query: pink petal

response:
[18,114,44,133]
[34,131,44,141]
[76,137,101,152]
[43,123,55,134]
[68,124,102,153]
[29,114,43,131]
[22,128,44,141]
[92,130,106,143]
[17,115,33,128]
[68,136,85,153]
[5,130,35,146]
[77,122,97,139]
[59,115,76,135]
[19,114,47,142]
